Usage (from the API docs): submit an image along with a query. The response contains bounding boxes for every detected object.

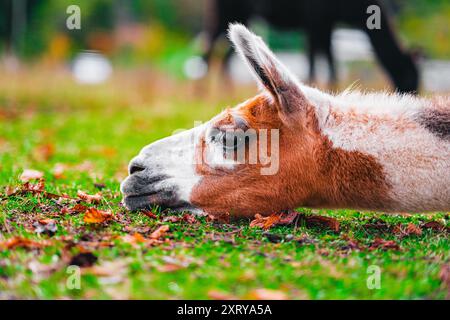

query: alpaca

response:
[121,24,449,218]
[202,0,419,93]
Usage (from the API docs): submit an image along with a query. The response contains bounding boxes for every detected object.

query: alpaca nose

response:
[129,163,146,175]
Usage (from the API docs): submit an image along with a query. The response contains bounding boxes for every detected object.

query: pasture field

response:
[0,67,449,299]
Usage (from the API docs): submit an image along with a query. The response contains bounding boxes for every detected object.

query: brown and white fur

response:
[121,24,450,218]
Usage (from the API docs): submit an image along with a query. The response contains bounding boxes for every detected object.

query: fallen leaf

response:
[182,213,198,224]
[278,211,299,225]
[363,221,391,233]
[163,215,181,223]
[250,214,281,230]
[94,183,106,190]
[299,214,340,232]
[142,211,157,219]
[70,204,88,214]
[393,223,422,237]
[422,221,449,232]
[69,252,98,267]
[83,208,113,224]
[23,178,45,192]
[33,143,54,162]
[247,288,287,300]
[0,236,49,250]
[20,169,44,182]
[206,212,230,224]
[121,233,147,245]
[150,225,169,239]
[51,163,66,179]
[156,264,185,272]
[77,190,102,203]
[369,238,400,251]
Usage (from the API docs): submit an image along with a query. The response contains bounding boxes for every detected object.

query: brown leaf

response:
[247,288,287,300]
[393,223,422,237]
[23,178,45,192]
[299,214,340,232]
[70,204,88,214]
[182,213,198,224]
[422,221,448,232]
[83,208,113,224]
[206,212,230,224]
[369,238,400,251]
[77,190,102,203]
[150,225,169,239]
[278,211,299,225]
[250,214,281,230]
[163,215,181,223]
[20,169,44,182]
[121,233,147,245]
[363,221,391,233]
[51,163,66,179]
[156,264,185,273]
[33,143,54,162]
[143,211,157,219]
[405,223,422,236]
[0,236,50,250]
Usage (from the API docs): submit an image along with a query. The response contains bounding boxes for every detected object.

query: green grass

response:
[0,67,449,299]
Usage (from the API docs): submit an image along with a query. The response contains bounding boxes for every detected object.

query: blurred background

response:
[0,0,450,93]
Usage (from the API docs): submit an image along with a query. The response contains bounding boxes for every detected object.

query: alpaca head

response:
[120,24,350,217]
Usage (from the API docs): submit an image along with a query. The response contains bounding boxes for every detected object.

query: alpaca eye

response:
[222,131,245,151]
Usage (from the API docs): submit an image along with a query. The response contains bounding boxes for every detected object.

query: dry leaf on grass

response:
[83,208,113,224]
[121,233,148,246]
[247,288,287,300]
[369,238,400,251]
[51,163,66,179]
[77,190,103,203]
[69,204,89,214]
[156,264,185,273]
[163,213,198,224]
[299,214,340,232]
[206,212,230,224]
[143,211,157,219]
[0,236,50,250]
[250,214,281,230]
[250,212,339,232]
[20,169,44,182]
[150,225,169,239]
[422,221,449,233]
[33,143,55,162]
[393,223,422,237]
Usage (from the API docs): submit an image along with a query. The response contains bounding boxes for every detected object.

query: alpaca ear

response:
[228,23,307,117]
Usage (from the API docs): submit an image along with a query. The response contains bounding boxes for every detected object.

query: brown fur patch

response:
[190,95,392,218]
[417,98,450,140]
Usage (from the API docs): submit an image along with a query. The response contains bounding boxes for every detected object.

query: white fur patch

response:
[305,88,450,212]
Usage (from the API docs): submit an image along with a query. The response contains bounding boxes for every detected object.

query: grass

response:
[0,66,449,299]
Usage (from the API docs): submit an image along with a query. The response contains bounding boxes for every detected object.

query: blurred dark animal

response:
[202,0,419,93]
